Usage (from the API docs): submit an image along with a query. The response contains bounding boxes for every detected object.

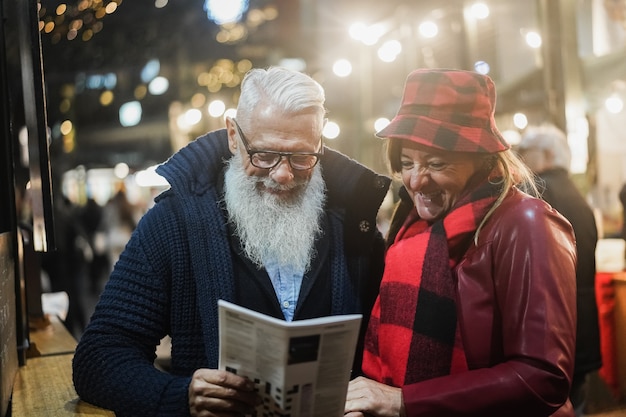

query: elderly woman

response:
[345,69,577,417]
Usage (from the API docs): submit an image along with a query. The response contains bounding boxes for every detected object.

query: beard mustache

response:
[223,152,326,272]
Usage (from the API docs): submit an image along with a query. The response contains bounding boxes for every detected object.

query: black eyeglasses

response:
[232,118,324,171]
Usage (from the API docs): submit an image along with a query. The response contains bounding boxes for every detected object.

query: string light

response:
[40,0,122,43]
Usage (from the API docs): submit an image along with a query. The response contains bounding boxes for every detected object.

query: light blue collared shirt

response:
[265,259,304,322]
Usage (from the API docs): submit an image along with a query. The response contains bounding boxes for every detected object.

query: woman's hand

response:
[344,376,405,417]
[188,369,260,416]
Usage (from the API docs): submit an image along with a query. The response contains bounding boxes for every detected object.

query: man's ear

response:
[225,117,238,154]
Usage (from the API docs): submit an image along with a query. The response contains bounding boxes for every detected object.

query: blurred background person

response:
[41,193,92,338]
[518,124,602,417]
[79,196,108,297]
[99,184,139,274]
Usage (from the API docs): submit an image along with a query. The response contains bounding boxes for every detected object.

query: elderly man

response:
[72,66,390,417]
[518,124,602,417]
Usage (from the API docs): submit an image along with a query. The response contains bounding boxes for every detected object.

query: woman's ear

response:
[480,155,498,172]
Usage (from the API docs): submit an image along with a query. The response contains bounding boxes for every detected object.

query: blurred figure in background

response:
[100,185,138,272]
[41,194,92,338]
[518,124,602,417]
[79,196,108,296]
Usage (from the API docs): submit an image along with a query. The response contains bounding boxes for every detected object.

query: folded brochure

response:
[218,299,362,417]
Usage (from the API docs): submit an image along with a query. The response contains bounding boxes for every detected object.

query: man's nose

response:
[269,157,294,184]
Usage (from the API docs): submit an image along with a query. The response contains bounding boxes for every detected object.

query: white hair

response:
[236,66,326,133]
[518,124,572,171]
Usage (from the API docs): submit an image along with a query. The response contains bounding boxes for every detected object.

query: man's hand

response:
[344,376,405,417]
[189,369,260,416]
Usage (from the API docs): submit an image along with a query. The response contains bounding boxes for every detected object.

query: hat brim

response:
[376,114,510,154]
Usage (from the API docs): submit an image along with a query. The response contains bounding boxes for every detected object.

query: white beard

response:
[223,152,326,272]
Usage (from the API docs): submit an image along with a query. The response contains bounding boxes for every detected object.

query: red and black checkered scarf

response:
[362,180,501,386]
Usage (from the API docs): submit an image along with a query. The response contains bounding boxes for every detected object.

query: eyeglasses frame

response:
[232,118,324,171]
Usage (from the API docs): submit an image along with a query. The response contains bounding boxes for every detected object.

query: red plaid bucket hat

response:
[376,68,510,153]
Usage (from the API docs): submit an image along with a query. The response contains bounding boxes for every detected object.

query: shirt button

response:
[283,301,290,308]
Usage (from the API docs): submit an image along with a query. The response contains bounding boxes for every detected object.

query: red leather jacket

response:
[402,188,577,417]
